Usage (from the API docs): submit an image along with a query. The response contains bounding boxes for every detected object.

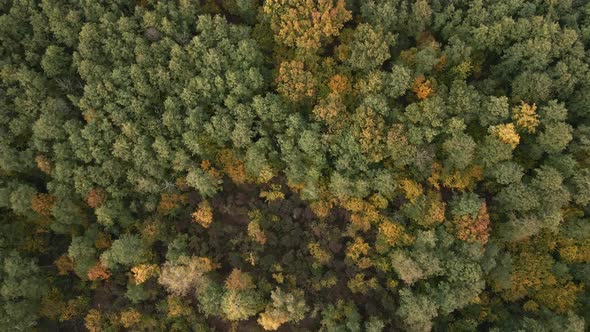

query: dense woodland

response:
[1,0,590,331]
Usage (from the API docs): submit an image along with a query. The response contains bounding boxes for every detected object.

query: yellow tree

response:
[264,0,351,53]
[276,60,316,102]
[218,149,247,185]
[412,75,433,100]
[489,123,520,149]
[512,101,539,133]
[192,200,213,228]
[131,264,160,284]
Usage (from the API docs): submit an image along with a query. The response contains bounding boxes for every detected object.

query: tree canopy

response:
[1,0,590,330]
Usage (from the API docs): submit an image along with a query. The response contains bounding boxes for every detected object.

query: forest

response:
[1,0,590,331]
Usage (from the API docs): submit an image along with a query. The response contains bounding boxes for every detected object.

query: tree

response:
[0,252,49,331]
[263,0,351,53]
[512,102,540,133]
[258,288,307,330]
[41,45,70,77]
[221,269,265,321]
[158,256,218,296]
[1,0,590,330]
[319,300,362,332]
[442,132,477,170]
[100,234,147,269]
[396,289,438,332]
[339,23,394,71]
[276,60,316,102]
[489,123,520,149]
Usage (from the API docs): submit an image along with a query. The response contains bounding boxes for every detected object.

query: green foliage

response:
[221,289,265,321]
[258,288,307,330]
[342,23,395,71]
[1,0,589,330]
[100,234,147,269]
[320,300,362,332]
[186,168,221,198]
[0,252,48,331]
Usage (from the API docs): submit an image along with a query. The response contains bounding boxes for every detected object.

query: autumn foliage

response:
[1,1,589,331]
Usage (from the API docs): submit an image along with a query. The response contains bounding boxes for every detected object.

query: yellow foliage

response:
[355,106,386,162]
[119,309,141,328]
[248,220,267,245]
[340,197,381,232]
[158,193,187,213]
[341,197,366,213]
[218,149,247,184]
[455,61,473,78]
[311,275,338,291]
[201,159,222,179]
[378,220,414,247]
[354,71,383,95]
[500,252,554,302]
[167,296,192,318]
[512,101,540,133]
[84,309,102,332]
[490,123,520,149]
[523,300,539,312]
[441,165,483,191]
[558,238,590,263]
[308,242,332,265]
[347,237,370,260]
[400,179,423,202]
[193,256,220,273]
[287,181,305,193]
[257,166,275,184]
[276,60,316,102]
[192,200,213,228]
[421,191,446,228]
[313,94,346,123]
[272,272,284,284]
[310,200,333,218]
[328,74,351,94]
[387,279,399,290]
[428,162,442,189]
[258,310,289,331]
[346,237,371,268]
[264,0,351,51]
[369,194,388,209]
[347,273,377,294]
[412,75,433,99]
[348,214,370,232]
[131,264,160,284]
[225,269,254,290]
[60,297,87,322]
[534,282,584,313]
[260,184,285,202]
